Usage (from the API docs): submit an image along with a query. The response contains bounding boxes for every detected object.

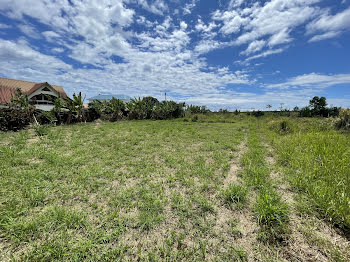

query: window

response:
[30,93,55,105]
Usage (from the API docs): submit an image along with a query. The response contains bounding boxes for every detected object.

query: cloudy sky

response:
[0,0,349,110]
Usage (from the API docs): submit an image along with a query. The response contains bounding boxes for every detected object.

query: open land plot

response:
[0,117,349,261]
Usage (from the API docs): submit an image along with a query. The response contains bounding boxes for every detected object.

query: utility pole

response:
[165,92,167,101]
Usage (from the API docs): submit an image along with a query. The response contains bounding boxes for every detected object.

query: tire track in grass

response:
[238,125,291,260]
[264,143,350,261]
[215,135,261,261]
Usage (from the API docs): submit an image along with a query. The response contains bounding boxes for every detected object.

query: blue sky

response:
[0,0,349,110]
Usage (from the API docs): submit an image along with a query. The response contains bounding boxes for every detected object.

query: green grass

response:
[240,125,270,188]
[255,187,289,242]
[0,116,349,260]
[222,184,248,208]
[240,122,290,243]
[0,120,247,260]
[267,118,350,233]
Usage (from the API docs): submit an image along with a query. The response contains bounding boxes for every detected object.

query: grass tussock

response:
[222,184,248,208]
[255,187,289,243]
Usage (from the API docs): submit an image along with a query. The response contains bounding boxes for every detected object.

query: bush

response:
[279,120,293,134]
[299,106,313,117]
[191,115,198,122]
[34,110,57,125]
[85,105,101,122]
[252,110,264,117]
[336,109,350,130]
[151,101,185,120]
[0,108,33,132]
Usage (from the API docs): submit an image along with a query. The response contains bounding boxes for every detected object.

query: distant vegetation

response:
[0,89,349,132]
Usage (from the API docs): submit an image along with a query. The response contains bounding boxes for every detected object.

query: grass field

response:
[0,116,349,261]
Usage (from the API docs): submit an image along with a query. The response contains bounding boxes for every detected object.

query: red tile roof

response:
[0,77,67,104]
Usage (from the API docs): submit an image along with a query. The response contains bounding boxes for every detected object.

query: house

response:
[88,94,131,103]
[0,77,67,111]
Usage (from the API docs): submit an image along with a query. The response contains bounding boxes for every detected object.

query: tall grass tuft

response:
[222,184,248,208]
[274,127,350,233]
[255,187,289,243]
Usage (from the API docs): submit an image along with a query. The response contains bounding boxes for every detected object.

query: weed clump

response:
[269,119,294,135]
[255,187,289,243]
[222,184,248,208]
[191,115,199,122]
[336,109,350,130]
[33,125,49,137]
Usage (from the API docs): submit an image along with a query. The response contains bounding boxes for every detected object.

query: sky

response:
[0,0,349,111]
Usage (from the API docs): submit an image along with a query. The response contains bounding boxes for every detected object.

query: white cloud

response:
[0,23,11,29]
[0,38,71,74]
[246,48,285,61]
[195,19,217,33]
[228,0,244,9]
[132,0,168,15]
[241,40,266,55]
[18,23,41,39]
[236,0,319,45]
[267,73,350,89]
[42,31,60,42]
[308,31,341,42]
[52,47,65,53]
[183,0,197,15]
[194,40,224,55]
[306,7,350,42]
[268,28,292,47]
[180,21,188,30]
[213,10,248,35]
[199,0,322,58]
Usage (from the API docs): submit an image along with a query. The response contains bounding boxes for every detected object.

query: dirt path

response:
[216,136,262,261]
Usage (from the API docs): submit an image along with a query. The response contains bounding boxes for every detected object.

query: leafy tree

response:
[309,96,327,115]
[10,88,34,120]
[11,88,30,109]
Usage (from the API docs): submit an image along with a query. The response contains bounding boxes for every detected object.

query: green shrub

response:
[336,109,350,130]
[275,130,350,231]
[34,110,57,125]
[279,120,293,134]
[191,115,198,122]
[252,110,264,117]
[268,119,294,135]
[0,108,33,132]
[186,104,209,114]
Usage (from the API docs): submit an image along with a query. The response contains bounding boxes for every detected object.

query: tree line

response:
[0,90,348,132]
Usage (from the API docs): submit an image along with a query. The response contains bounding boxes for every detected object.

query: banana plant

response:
[72,92,86,122]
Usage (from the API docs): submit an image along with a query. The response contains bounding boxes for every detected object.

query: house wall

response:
[28,85,59,111]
